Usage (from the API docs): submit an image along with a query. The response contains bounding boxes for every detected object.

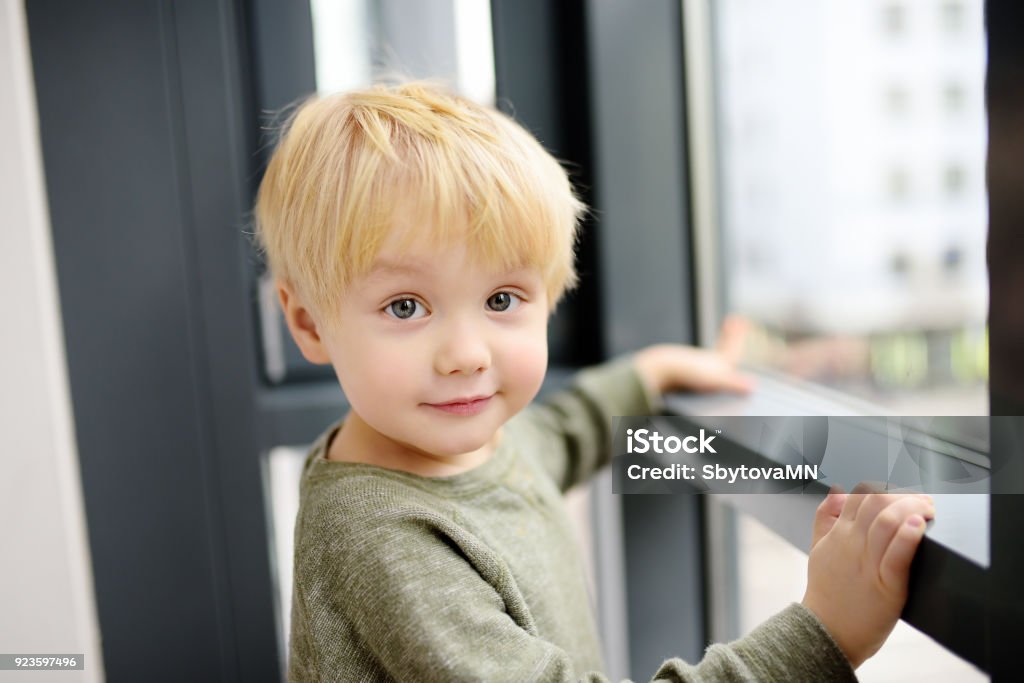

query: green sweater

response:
[288,359,857,682]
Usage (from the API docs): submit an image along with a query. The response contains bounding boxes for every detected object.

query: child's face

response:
[319,229,550,465]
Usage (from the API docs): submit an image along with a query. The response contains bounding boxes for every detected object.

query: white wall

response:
[0,1,103,681]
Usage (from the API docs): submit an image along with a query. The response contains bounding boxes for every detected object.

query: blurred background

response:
[712,0,988,416]
[2,0,1017,681]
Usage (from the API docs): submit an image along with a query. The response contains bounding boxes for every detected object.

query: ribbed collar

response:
[302,417,520,497]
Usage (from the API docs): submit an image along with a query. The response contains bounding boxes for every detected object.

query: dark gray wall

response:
[26,1,279,680]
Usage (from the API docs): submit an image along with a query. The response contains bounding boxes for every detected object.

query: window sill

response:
[664,369,990,672]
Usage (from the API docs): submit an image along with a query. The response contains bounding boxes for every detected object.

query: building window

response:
[887,167,912,201]
[943,82,966,113]
[941,0,966,33]
[882,3,907,36]
[885,84,910,116]
[944,164,967,196]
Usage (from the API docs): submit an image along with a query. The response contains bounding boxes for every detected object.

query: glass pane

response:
[705,3,990,678]
[711,0,988,415]
[310,0,495,103]
[264,445,308,656]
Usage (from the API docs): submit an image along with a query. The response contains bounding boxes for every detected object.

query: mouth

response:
[425,395,494,416]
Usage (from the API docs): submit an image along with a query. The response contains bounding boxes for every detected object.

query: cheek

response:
[505,327,549,399]
[332,334,422,406]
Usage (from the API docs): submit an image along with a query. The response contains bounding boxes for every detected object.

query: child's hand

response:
[801,486,936,669]
[633,315,756,395]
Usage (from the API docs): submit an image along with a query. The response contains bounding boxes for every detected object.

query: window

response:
[941,0,966,33]
[709,0,988,414]
[887,166,912,201]
[688,1,992,679]
[944,163,967,196]
[309,0,495,103]
[882,3,907,36]
[943,81,966,113]
[885,83,910,116]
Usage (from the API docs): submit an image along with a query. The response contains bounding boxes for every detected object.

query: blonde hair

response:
[254,81,585,324]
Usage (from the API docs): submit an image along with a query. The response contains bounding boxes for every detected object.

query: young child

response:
[255,82,935,682]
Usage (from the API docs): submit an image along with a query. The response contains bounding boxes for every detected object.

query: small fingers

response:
[821,485,847,515]
[838,482,876,522]
[879,514,928,592]
[867,496,936,582]
[838,482,903,523]
[720,370,756,395]
[853,492,899,536]
[715,315,749,364]
[810,487,847,549]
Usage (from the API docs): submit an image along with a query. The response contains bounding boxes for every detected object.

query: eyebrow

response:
[368,259,538,280]
[365,260,430,278]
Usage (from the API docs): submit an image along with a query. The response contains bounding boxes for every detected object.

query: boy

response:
[256,82,935,681]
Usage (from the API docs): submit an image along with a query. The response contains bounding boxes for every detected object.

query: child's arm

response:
[521,317,753,491]
[521,356,661,491]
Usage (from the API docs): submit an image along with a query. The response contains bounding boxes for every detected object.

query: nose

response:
[433,316,491,376]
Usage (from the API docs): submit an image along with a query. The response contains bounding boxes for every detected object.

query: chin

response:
[421,429,496,459]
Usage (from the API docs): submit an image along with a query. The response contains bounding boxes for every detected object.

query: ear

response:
[277,281,332,365]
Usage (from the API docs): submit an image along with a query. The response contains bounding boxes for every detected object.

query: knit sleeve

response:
[291,503,856,682]
[519,355,663,491]
[648,603,858,682]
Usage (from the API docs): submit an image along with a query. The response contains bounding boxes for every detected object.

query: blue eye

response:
[386,298,426,320]
[487,292,520,312]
